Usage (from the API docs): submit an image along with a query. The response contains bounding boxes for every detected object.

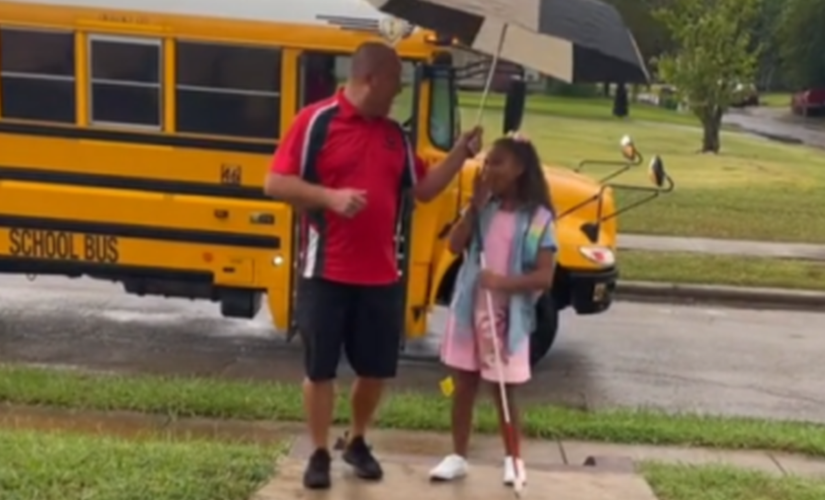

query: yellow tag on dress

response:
[439,376,454,397]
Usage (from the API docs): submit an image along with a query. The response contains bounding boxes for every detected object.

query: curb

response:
[615,281,825,312]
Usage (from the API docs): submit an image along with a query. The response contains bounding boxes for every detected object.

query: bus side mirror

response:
[648,155,672,190]
[503,78,526,134]
[620,135,638,161]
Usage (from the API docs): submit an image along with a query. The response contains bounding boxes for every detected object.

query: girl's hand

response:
[479,270,506,290]
[470,169,491,211]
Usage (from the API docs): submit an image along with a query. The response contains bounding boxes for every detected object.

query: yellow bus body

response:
[0,0,620,361]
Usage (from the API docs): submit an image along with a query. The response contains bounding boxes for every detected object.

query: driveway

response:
[723,107,825,148]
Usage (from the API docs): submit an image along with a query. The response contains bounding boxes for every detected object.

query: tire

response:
[529,292,559,366]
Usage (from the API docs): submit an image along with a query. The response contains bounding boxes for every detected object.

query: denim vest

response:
[450,202,555,354]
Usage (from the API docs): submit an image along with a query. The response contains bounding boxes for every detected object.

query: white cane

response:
[473,217,525,497]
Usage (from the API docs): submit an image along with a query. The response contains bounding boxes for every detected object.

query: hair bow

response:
[505,130,530,143]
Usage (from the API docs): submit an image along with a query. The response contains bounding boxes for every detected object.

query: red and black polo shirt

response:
[270,90,426,285]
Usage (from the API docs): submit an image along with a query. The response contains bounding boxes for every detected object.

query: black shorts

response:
[295,277,404,381]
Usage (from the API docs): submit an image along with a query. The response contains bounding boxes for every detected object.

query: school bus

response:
[0,0,671,364]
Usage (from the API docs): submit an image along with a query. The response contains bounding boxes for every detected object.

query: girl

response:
[429,132,557,484]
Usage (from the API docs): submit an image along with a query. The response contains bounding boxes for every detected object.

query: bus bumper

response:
[568,267,618,315]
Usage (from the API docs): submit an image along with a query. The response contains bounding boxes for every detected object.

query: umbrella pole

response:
[474,24,509,127]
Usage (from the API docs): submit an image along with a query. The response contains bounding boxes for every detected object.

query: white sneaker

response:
[503,456,527,486]
[429,454,469,481]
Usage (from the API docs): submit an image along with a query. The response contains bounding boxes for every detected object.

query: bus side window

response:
[0,27,75,123]
[175,42,281,139]
[89,35,162,129]
[300,53,338,106]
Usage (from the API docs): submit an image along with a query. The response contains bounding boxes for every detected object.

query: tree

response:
[654,0,762,152]
[775,0,825,89]
[753,0,788,90]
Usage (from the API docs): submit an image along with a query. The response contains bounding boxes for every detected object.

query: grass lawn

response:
[0,429,278,500]
[621,251,825,290]
[459,91,700,127]
[760,92,793,108]
[465,104,825,243]
[3,365,825,458]
[644,462,825,500]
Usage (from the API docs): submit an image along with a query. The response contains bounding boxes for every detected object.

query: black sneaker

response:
[303,448,332,489]
[342,435,383,480]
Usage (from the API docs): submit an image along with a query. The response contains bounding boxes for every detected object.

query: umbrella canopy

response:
[365,0,649,83]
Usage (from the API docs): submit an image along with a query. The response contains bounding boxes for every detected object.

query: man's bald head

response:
[344,41,402,117]
[350,41,400,81]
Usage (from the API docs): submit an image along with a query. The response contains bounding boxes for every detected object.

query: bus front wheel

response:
[529,292,559,367]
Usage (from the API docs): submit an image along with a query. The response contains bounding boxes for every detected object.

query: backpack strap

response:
[522,206,555,268]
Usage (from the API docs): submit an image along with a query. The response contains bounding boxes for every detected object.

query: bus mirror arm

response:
[574,155,675,241]
[575,157,642,184]
[556,188,604,220]
[590,173,675,227]
[576,185,609,243]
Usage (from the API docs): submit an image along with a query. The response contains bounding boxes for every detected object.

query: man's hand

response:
[324,188,367,218]
[455,126,483,158]
[413,126,483,203]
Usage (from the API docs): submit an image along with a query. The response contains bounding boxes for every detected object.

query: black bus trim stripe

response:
[0,121,276,154]
[0,257,218,284]
[0,165,270,201]
[0,215,280,249]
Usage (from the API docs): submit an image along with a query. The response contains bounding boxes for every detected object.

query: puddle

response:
[98,309,276,338]
[0,404,167,439]
[101,310,193,324]
[0,404,301,444]
[163,416,301,444]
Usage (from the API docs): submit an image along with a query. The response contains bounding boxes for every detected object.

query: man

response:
[265,41,482,490]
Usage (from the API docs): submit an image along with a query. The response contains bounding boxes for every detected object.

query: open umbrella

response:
[366,0,649,84]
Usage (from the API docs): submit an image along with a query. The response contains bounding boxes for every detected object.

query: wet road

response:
[1,276,824,422]
[723,108,825,148]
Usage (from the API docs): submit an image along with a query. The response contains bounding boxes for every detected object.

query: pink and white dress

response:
[440,209,531,384]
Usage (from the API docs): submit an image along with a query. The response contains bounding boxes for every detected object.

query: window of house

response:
[0,28,76,123]
[175,41,281,139]
[89,35,162,128]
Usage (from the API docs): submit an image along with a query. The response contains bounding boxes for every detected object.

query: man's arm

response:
[263,108,330,210]
[412,127,482,203]
[413,145,470,203]
[265,176,331,210]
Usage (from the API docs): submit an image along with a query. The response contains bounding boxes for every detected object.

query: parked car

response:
[791,89,825,117]
[730,83,759,107]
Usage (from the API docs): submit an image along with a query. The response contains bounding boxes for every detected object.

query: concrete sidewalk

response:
[258,427,825,499]
[309,428,824,479]
[619,234,825,261]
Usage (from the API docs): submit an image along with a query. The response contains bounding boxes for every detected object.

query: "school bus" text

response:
[8,229,119,263]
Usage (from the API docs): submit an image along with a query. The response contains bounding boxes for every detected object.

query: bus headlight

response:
[578,246,615,267]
